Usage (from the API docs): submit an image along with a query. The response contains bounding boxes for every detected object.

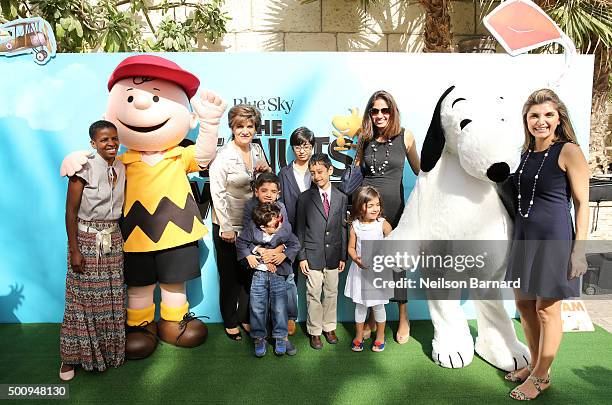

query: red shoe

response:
[372,339,386,352]
[351,339,364,352]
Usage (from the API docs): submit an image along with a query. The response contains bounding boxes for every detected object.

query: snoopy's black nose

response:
[487,162,510,183]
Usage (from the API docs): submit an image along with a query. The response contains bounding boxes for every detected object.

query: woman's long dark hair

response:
[357,90,402,163]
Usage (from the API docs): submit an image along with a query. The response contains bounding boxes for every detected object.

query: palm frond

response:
[548,0,612,52]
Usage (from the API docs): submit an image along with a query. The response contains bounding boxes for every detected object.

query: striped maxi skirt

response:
[60,219,125,371]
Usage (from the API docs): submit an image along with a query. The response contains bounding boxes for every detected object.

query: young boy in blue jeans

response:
[236,202,300,357]
[242,173,299,334]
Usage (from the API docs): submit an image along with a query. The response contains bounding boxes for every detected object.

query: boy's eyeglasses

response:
[369,107,391,116]
[293,144,313,152]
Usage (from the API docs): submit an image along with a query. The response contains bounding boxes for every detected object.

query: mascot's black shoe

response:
[125,321,158,360]
[158,312,208,348]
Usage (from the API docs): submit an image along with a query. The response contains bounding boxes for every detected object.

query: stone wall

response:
[180,0,491,52]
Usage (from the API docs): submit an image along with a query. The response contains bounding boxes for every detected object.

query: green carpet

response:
[0,321,610,404]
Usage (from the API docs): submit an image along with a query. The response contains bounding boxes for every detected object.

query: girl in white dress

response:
[344,186,392,352]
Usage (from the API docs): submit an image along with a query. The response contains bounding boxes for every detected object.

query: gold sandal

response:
[505,365,533,383]
[509,375,550,400]
[395,324,410,344]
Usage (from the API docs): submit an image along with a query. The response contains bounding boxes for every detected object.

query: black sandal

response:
[225,328,242,341]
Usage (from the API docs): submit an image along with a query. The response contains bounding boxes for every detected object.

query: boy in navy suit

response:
[279,127,315,230]
[279,127,316,335]
[296,153,348,350]
[236,202,300,357]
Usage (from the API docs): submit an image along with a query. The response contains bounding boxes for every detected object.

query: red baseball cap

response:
[107,55,200,99]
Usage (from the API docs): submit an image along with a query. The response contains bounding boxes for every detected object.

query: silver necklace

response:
[517,143,553,218]
[369,139,392,175]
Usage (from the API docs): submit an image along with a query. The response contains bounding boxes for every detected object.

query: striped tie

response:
[323,192,330,217]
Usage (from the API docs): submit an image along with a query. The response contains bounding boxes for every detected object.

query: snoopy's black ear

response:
[421,85,455,172]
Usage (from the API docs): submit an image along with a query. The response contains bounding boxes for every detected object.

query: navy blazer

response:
[236,215,300,276]
[279,162,314,230]
[295,185,348,270]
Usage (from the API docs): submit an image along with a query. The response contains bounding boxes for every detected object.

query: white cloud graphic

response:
[0,61,103,131]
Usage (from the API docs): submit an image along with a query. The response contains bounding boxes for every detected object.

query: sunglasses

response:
[369,107,391,116]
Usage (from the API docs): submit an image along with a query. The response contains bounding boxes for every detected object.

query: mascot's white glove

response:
[192,90,228,169]
[59,150,92,177]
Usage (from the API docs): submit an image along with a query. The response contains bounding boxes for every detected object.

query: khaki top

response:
[75,153,125,221]
[209,141,267,235]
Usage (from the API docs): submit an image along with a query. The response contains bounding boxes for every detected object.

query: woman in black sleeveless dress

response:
[355,90,420,344]
[505,89,589,400]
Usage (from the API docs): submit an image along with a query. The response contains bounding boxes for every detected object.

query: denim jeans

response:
[286,273,298,321]
[250,270,288,339]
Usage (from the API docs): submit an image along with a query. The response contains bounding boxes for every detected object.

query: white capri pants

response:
[354,303,386,323]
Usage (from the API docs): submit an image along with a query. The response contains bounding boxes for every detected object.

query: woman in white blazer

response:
[209,104,271,340]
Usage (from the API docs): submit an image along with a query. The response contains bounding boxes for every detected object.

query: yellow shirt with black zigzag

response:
[119,145,207,252]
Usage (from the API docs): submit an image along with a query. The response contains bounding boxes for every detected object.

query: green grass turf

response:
[0,320,611,404]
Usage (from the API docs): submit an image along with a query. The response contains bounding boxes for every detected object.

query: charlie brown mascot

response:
[61,55,227,359]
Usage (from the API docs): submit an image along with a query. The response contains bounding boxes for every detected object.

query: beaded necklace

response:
[369,139,392,175]
[517,143,554,218]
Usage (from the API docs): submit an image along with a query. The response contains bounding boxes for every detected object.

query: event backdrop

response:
[0,52,593,323]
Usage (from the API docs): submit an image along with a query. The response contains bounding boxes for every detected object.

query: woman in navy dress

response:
[356,90,420,344]
[505,89,588,400]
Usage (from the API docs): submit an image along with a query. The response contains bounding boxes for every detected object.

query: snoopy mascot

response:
[389,85,531,371]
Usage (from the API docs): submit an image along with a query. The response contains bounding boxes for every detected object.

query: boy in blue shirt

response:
[237,202,300,357]
[241,172,299,334]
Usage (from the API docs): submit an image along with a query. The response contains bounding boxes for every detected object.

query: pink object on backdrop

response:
[483,0,576,86]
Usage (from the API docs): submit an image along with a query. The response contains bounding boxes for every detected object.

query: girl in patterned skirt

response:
[60,120,126,381]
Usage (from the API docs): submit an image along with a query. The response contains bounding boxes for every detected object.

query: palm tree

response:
[420,0,453,52]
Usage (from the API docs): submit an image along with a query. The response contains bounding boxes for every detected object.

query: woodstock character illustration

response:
[331,107,361,150]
